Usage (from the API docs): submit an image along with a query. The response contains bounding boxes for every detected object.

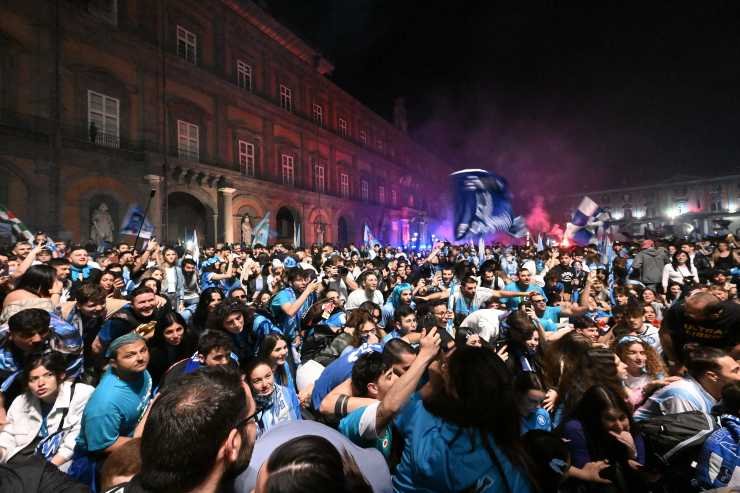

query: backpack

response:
[637,411,719,467]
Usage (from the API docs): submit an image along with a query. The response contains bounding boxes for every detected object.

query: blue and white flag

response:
[186,229,200,265]
[564,196,611,246]
[451,169,525,240]
[293,221,301,249]
[535,233,545,252]
[119,204,154,239]
[252,212,270,247]
[363,224,377,248]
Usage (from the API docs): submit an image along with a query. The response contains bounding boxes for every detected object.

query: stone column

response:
[219,187,236,244]
[212,213,219,245]
[144,174,163,239]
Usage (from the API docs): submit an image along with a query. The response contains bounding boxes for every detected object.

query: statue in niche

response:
[90,203,115,244]
[315,222,326,245]
[241,215,253,246]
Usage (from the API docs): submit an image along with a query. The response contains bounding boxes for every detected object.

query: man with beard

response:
[92,287,159,356]
[270,268,322,346]
[105,366,256,493]
[180,258,200,323]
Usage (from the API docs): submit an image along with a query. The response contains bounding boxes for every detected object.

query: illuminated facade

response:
[0,0,452,246]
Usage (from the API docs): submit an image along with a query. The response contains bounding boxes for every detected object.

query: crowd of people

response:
[0,230,739,492]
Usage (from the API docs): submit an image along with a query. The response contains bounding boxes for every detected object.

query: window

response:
[281,154,295,186]
[87,90,120,148]
[177,120,199,161]
[176,26,197,64]
[676,200,689,215]
[89,0,117,24]
[279,84,293,112]
[312,104,323,127]
[236,60,252,91]
[340,173,350,198]
[361,180,369,201]
[391,189,398,207]
[376,139,384,152]
[238,140,255,176]
[314,160,325,193]
[359,129,367,145]
[378,185,385,204]
[338,118,348,137]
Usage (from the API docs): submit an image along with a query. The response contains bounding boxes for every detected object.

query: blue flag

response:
[450,169,523,240]
[363,224,377,248]
[252,212,270,247]
[119,205,154,239]
[564,196,611,246]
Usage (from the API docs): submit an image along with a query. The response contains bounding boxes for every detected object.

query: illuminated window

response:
[236,60,252,91]
[281,154,295,186]
[176,26,197,64]
[279,84,293,112]
[177,120,199,161]
[238,140,255,176]
[338,118,348,137]
[313,159,325,193]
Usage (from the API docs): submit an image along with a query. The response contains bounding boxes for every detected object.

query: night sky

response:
[263,1,740,211]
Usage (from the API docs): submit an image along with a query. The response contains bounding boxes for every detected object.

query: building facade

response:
[565,174,740,238]
[0,0,452,247]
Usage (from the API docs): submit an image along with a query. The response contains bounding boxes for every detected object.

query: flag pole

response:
[134,189,156,252]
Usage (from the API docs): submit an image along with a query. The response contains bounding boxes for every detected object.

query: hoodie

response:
[631,248,669,285]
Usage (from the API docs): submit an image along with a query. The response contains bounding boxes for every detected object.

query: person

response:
[337,329,439,461]
[620,303,663,356]
[1,264,62,323]
[504,310,548,378]
[451,275,535,320]
[0,309,83,421]
[634,345,740,421]
[179,258,200,320]
[270,268,322,346]
[695,381,740,489]
[188,287,224,335]
[251,435,373,493]
[379,282,413,329]
[0,352,93,468]
[158,330,236,389]
[99,438,141,491]
[500,267,546,310]
[158,247,184,311]
[515,372,551,435]
[615,336,671,408]
[382,305,420,344]
[661,251,699,293]
[92,287,160,356]
[345,271,384,311]
[71,333,152,485]
[146,311,197,386]
[208,301,255,364]
[458,304,507,343]
[244,359,301,438]
[631,239,668,290]
[640,287,664,321]
[661,291,740,370]
[392,345,533,492]
[561,385,647,492]
[110,366,256,493]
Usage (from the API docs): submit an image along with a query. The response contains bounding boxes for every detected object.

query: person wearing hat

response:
[70,332,151,486]
[631,239,669,290]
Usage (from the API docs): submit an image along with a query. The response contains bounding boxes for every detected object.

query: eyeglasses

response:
[531,298,546,303]
[234,407,261,430]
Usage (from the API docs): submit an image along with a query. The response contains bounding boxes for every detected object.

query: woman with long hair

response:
[664,281,685,307]
[259,333,295,391]
[392,346,534,492]
[505,310,548,382]
[661,251,699,293]
[1,264,62,323]
[147,311,197,386]
[244,359,301,438]
[639,287,664,320]
[189,287,224,335]
[561,385,648,492]
[615,336,672,408]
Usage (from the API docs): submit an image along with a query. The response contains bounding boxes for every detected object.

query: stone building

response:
[563,174,740,237]
[0,0,452,247]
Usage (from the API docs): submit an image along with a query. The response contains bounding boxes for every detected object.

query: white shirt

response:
[459,308,506,342]
[345,289,384,311]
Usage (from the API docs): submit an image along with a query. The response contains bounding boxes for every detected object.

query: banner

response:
[0,205,34,242]
[252,212,270,247]
[119,205,154,239]
[450,169,525,240]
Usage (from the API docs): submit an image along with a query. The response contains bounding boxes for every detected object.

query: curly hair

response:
[615,338,666,379]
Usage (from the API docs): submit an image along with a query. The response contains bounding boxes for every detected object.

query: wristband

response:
[335,394,350,417]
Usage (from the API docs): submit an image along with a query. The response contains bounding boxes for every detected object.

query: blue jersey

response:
[521,408,552,435]
[310,343,382,411]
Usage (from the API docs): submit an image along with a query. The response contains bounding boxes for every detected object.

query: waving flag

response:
[451,169,525,240]
[120,205,155,239]
[185,229,200,265]
[564,196,611,246]
[363,223,377,248]
[293,221,301,249]
[252,212,270,247]
[0,205,34,242]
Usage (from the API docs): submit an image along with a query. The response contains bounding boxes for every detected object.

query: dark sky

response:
[263,1,740,208]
